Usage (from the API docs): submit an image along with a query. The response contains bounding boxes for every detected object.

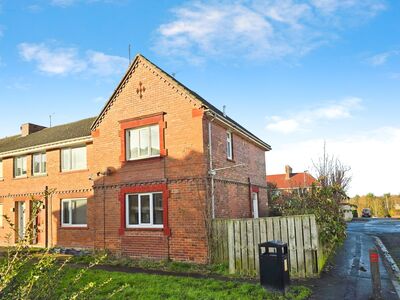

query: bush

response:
[270,185,347,245]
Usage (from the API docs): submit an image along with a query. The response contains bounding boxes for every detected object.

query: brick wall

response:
[90,58,209,263]
[205,120,268,218]
[0,144,94,248]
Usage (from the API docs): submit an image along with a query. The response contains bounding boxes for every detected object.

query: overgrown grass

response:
[54,267,311,300]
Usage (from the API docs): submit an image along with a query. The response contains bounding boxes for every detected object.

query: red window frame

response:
[119,112,167,163]
[119,183,170,236]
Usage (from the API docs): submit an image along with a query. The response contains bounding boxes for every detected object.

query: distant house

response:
[266,165,318,195]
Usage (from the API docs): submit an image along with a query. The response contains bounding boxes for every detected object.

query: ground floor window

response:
[126,192,163,228]
[61,198,87,227]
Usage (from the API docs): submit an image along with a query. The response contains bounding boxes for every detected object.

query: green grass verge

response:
[56,267,311,300]
[71,254,233,277]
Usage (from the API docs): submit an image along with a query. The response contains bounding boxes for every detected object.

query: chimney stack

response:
[285,165,292,180]
[20,123,47,137]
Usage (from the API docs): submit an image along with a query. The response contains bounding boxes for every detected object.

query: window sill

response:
[125,227,163,231]
[59,226,89,230]
[123,156,164,164]
[0,178,3,182]
[32,173,48,178]
[227,158,235,163]
[60,169,89,175]
[13,175,28,180]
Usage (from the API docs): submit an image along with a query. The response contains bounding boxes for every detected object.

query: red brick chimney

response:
[20,123,47,137]
[285,165,292,180]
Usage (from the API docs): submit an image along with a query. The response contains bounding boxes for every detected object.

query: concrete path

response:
[309,220,399,299]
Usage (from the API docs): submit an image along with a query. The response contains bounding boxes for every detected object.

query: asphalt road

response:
[309,218,400,300]
[349,218,400,267]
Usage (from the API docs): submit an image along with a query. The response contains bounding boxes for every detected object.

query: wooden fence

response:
[212,215,322,278]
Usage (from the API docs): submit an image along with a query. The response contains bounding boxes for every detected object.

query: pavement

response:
[308,218,400,300]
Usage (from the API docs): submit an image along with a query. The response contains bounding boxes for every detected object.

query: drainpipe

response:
[44,185,49,248]
[208,113,216,219]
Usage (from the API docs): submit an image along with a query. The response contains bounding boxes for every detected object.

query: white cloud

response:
[92,96,106,103]
[155,0,385,62]
[267,126,400,196]
[266,117,300,134]
[19,43,86,75]
[51,0,76,7]
[18,42,128,76]
[50,0,123,7]
[311,0,385,16]
[266,97,362,134]
[86,50,128,76]
[367,50,399,66]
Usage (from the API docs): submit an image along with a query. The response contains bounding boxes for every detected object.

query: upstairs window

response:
[0,160,3,179]
[14,156,27,178]
[61,146,87,172]
[61,198,87,227]
[32,153,47,175]
[126,125,160,160]
[226,131,233,160]
[126,192,163,228]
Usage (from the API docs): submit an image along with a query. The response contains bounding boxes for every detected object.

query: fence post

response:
[369,248,382,299]
[228,220,235,274]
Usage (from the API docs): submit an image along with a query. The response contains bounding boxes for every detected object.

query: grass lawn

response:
[55,267,311,300]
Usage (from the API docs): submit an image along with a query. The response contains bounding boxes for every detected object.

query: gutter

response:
[0,136,93,158]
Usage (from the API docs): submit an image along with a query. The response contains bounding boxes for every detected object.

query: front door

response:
[252,192,259,218]
[18,202,26,240]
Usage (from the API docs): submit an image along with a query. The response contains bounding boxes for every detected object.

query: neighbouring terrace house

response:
[0,54,271,263]
[267,165,318,196]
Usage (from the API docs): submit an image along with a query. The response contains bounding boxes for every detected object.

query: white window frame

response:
[61,198,87,227]
[125,192,163,228]
[14,156,27,178]
[252,192,259,219]
[226,131,233,160]
[32,152,47,176]
[0,160,3,179]
[125,124,160,161]
[61,146,87,172]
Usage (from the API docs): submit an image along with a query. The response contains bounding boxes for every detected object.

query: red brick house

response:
[0,54,270,263]
[267,165,318,196]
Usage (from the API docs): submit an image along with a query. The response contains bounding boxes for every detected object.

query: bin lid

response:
[259,240,287,248]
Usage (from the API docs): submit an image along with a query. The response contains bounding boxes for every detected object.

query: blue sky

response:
[0,0,399,196]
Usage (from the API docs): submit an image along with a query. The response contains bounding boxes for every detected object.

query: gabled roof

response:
[91,54,271,151]
[266,172,318,189]
[0,117,96,155]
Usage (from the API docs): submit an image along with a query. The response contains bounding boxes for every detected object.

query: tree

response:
[312,142,351,203]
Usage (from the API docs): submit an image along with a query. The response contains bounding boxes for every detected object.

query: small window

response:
[126,192,163,228]
[61,146,87,172]
[61,198,87,227]
[0,160,3,179]
[14,156,27,178]
[126,125,160,160]
[0,203,3,227]
[32,153,47,175]
[226,131,233,160]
